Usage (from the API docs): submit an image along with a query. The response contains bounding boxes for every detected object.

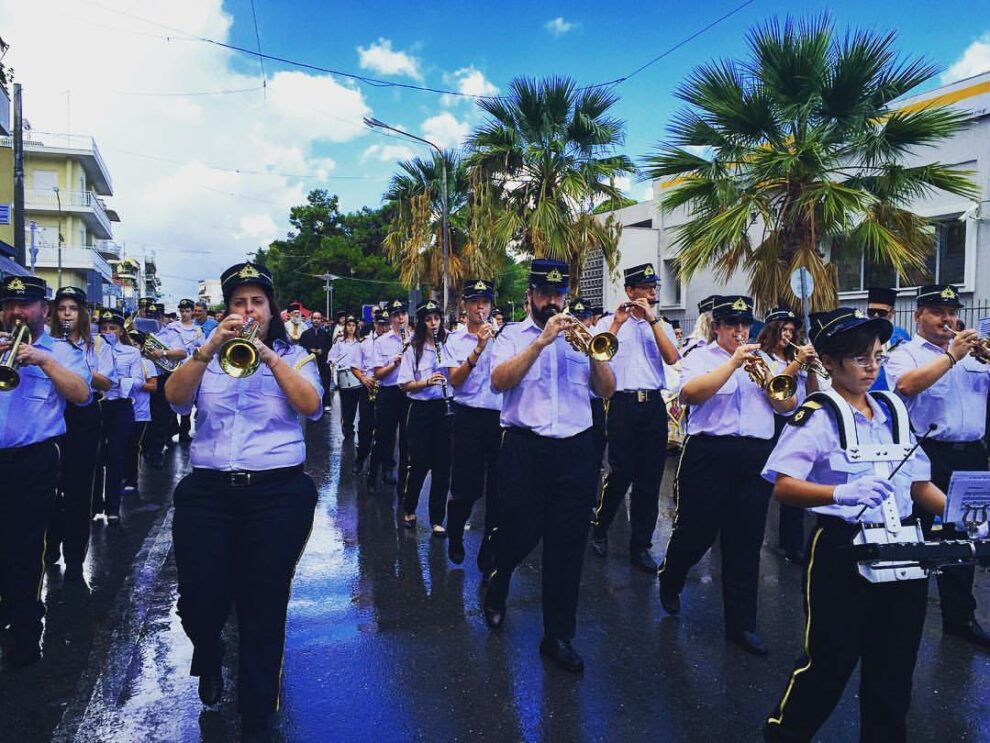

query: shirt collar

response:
[854,394,888,426]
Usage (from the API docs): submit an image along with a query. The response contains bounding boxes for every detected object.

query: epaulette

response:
[788,399,823,428]
[786,392,848,448]
[889,338,907,352]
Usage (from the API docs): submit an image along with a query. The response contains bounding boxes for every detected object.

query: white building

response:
[198,278,223,307]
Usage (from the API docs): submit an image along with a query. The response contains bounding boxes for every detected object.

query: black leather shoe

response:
[630,549,659,574]
[539,637,585,674]
[483,576,507,629]
[64,563,84,581]
[448,538,466,565]
[198,668,224,705]
[590,536,607,558]
[727,629,769,656]
[658,583,680,615]
[944,618,990,650]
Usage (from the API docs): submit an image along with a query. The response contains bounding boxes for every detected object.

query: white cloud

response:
[441,66,499,107]
[356,37,423,81]
[421,112,470,149]
[361,144,416,163]
[1,0,373,302]
[942,34,990,84]
[545,17,578,37]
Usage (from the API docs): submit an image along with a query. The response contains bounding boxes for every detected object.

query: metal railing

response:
[0,131,112,191]
[24,188,112,235]
[33,245,113,280]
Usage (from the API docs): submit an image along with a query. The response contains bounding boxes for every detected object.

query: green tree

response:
[641,16,978,310]
[467,76,635,291]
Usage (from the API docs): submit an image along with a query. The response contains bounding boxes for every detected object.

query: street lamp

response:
[52,186,63,289]
[363,117,451,324]
[317,272,339,318]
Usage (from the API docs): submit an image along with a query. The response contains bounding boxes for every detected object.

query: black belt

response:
[615,389,663,403]
[0,437,57,458]
[506,426,591,442]
[192,464,304,487]
[923,439,985,452]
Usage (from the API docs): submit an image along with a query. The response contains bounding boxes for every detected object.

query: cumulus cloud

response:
[942,34,990,84]
[545,17,578,37]
[421,112,470,149]
[1,0,372,301]
[441,66,499,106]
[357,37,423,81]
[361,144,416,163]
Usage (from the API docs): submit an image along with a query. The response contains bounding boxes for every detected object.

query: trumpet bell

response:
[766,373,797,401]
[588,332,618,362]
[218,338,261,378]
[0,366,20,391]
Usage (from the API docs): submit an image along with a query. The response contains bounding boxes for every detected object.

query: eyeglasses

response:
[866,308,890,319]
[849,354,888,369]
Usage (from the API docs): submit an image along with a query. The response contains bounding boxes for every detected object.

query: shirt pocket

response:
[963,362,989,396]
[22,367,54,402]
[260,367,282,397]
[200,367,228,395]
[565,354,590,387]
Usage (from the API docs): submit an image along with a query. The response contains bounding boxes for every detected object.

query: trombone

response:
[735,334,797,401]
[219,321,262,378]
[0,320,32,392]
[944,324,990,364]
[786,340,831,379]
[549,308,618,362]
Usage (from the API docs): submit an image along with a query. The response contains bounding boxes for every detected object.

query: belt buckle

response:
[637,390,648,403]
[230,471,252,487]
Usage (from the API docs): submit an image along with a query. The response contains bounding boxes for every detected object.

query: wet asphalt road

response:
[1,406,989,742]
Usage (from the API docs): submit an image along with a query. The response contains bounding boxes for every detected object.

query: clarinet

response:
[432,328,454,417]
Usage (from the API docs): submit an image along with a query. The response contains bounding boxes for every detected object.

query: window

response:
[832,220,966,292]
[31,170,57,190]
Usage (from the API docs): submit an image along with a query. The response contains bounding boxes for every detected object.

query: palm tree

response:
[641,16,978,311]
[383,150,503,312]
[467,76,635,291]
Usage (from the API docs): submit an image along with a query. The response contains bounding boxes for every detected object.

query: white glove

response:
[832,476,895,509]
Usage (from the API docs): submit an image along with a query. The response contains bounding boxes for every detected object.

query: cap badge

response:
[793,409,806,423]
[473,280,487,291]
[643,265,655,277]
[731,298,748,311]
[941,287,956,300]
[392,300,402,309]
[546,268,563,284]
[854,309,865,318]
[573,302,584,311]
[238,263,261,280]
[7,278,25,293]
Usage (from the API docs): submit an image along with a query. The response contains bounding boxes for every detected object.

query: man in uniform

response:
[484,260,615,673]
[886,284,990,648]
[571,298,608,471]
[0,275,91,667]
[865,287,911,391]
[590,263,680,572]
[143,303,189,466]
[159,299,203,445]
[299,310,333,411]
[368,299,410,493]
[351,309,389,475]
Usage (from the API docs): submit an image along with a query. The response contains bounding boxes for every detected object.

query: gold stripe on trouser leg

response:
[656,434,690,578]
[768,526,824,728]
[590,399,613,527]
[274,516,316,713]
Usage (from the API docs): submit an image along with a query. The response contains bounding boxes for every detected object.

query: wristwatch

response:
[191,348,212,364]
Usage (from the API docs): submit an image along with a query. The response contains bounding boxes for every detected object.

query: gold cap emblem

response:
[731,298,748,311]
[854,309,865,318]
[573,302,584,311]
[7,278,25,292]
[392,300,402,309]
[238,263,261,279]
[546,268,563,284]
[941,286,956,300]
[473,280,487,291]
[793,409,806,423]
[643,265,655,277]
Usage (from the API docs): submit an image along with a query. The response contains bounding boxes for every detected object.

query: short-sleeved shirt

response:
[491,315,602,438]
[132,358,158,422]
[355,334,379,377]
[329,338,362,372]
[373,330,406,387]
[886,334,990,442]
[762,394,931,523]
[171,340,323,471]
[397,343,450,402]
[102,341,144,402]
[72,334,117,403]
[159,321,204,356]
[679,342,777,439]
[445,328,502,411]
[595,316,676,391]
[0,329,93,448]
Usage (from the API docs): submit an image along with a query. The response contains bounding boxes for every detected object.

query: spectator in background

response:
[193,301,218,336]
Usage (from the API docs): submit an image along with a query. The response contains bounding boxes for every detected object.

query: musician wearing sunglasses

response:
[658,295,796,656]
[761,307,949,742]
[367,299,410,494]
[164,262,323,736]
[484,259,615,674]
[885,283,990,649]
[444,279,503,572]
[570,299,607,477]
[0,275,91,668]
[864,287,911,392]
[590,263,680,573]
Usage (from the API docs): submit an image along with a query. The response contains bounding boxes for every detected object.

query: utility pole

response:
[12,83,25,267]
[28,220,36,274]
[317,272,338,319]
[53,186,63,288]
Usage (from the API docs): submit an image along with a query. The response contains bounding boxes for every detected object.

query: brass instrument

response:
[219,321,262,378]
[399,324,411,352]
[368,379,380,403]
[786,340,831,379]
[944,325,990,364]
[550,308,618,362]
[143,334,181,372]
[432,328,455,417]
[0,320,32,392]
[735,335,796,401]
[62,319,72,340]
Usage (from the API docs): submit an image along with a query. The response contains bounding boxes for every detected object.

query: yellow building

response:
[0,129,121,303]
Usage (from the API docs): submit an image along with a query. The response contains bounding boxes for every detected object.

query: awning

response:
[0,255,31,278]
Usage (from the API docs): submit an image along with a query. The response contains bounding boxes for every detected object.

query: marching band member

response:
[397,300,453,534]
[124,330,159,494]
[682,295,716,357]
[351,309,389,476]
[165,262,322,735]
[492,307,505,330]
[590,263,680,572]
[886,284,990,648]
[299,311,333,412]
[95,310,145,523]
[0,275,91,667]
[367,299,410,494]
[865,287,911,392]
[143,303,190,468]
[657,296,796,655]
[161,299,204,445]
[331,311,347,343]
[46,287,114,577]
[762,308,947,742]
[484,259,615,674]
[328,315,362,440]
[445,280,503,570]
[570,299,607,471]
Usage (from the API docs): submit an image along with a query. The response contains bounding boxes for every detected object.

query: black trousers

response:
[49,402,102,566]
[0,439,59,645]
[319,366,333,409]
[369,385,407,486]
[915,439,986,627]
[591,397,607,468]
[172,467,316,714]
[93,399,135,517]
[774,414,805,556]
[402,400,453,525]
[766,519,928,743]
[492,427,597,640]
[339,386,360,438]
[144,372,175,456]
[447,403,502,572]
[355,386,376,466]
[592,392,667,554]
[658,434,774,634]
[124,420,149,486]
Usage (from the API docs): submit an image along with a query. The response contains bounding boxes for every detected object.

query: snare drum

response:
[336,367,361,390]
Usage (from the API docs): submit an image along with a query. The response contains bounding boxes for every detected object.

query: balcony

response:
[95,239,122,259]
[0,131,113,194]
[33,245,113,281]
[24,188,113,240]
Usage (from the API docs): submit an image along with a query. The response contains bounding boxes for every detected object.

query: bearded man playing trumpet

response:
[657,295,797,656]
[590,263,680,573]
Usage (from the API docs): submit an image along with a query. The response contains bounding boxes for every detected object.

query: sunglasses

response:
[866,308,890,319]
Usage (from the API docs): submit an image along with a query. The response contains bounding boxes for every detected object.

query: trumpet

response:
[432,328,455,417]
[142,334,181,372]
[549,308,618,362]
[0,320,32,392]
[219,320,262,378]
[368,379,380,403]
[944,325,990,364]
[786,340,831,379]
[735,335,797,401]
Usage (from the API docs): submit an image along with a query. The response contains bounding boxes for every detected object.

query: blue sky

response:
[5,0,989,300]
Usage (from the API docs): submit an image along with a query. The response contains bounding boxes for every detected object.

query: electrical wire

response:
[248,0,268,98]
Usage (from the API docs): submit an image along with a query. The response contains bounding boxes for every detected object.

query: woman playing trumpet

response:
[164,262,323,736]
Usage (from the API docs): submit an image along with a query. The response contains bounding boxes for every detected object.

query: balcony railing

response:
[95,239,122,259]
[0,131,113,193]
[33,245,113,281]
[24,188,112,238]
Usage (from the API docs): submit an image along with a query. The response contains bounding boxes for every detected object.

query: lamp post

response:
[317,272,339,318]
[53,186,63,288]
[363,117,451,325]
